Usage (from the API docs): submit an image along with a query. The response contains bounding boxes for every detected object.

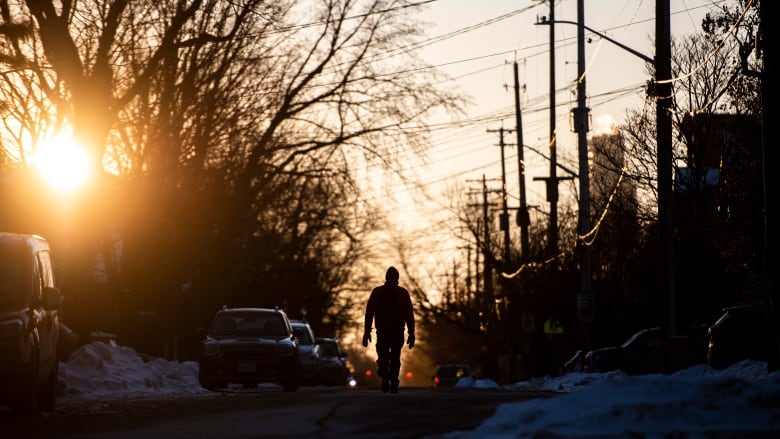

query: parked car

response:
[708,303,771,370]
[290,320,321,386]
[315,337,350,386]
[584,327,663,374]
[197,307,301,391]
[432,364,471,388]
[584,326,704,375]
[0,233,62,414]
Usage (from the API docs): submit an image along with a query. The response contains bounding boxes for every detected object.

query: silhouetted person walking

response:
[362,266,415,393]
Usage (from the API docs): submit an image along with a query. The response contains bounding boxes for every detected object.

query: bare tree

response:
[0,0,463,351]
[700,0,762,116]
[614,9,764,327]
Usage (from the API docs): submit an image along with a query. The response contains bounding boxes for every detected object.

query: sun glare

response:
[33,133,91,192]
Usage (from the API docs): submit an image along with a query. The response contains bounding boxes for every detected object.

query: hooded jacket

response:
[364,279,415,336]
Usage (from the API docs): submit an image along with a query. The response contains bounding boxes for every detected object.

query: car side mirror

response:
[42,286,62,310]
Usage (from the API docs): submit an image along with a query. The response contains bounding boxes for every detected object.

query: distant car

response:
[197,307,301,391]
[315,337,350,386]
[584,327,663,374]
[290,320,321,386]
[0,233,63,414]
[708,303,771,370]
[432,364,471,388]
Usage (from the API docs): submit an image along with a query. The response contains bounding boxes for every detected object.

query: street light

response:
[535,16,653,64]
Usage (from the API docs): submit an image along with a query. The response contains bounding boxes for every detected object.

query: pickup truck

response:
[0,233,63,414]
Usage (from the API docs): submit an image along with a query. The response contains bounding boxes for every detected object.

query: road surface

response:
[0,386,558,438]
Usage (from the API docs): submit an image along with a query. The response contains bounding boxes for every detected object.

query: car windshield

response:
[621,332,640,348]
[212,313,287,337]
[621,328,658,348]
[293,324,313,344]
[0,243,29,308]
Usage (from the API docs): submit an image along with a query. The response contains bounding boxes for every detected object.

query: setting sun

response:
[32,133,91,192]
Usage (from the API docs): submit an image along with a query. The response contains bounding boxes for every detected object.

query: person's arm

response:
[364,290,376,334]
[402,289,415,334]
[362,289,376,347]
[403,289,415,348]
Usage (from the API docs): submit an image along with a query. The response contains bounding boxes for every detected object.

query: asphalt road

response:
[0,386,558,438]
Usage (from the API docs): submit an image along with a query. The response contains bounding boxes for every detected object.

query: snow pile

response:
[445,360,780,438]
[59,341,206,399]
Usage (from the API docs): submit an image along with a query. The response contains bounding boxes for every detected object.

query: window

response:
[37,251,54,288]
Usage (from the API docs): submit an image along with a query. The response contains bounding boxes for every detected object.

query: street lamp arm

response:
[535,18,654,64]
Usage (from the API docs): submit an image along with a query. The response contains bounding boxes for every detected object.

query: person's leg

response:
[388,332,404,393]
[375,337,391,392]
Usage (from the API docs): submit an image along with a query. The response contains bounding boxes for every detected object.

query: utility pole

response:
[464,245,472,306]
[547,0,559,257]
[655,0,676,337]
[759,0,779,372]
[467,176,499,327]
[481,174,495,328]
[573,0,594,329]
[533,0,571,258]
[513,61,531,261]
[534,0,670,350]
[473,243,480,307]
[488,127,512,266]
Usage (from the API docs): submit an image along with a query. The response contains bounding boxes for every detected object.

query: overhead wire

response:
[307,0,731,272]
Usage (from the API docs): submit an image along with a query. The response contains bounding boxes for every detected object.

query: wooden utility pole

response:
[655,0,676,337]
[573,0,593,327]
[533,1,570,258]
[513,61,531,261]
[467,176,499,325]
[547,0,559,256]
[488,127,512,266]
[481,175,495,327]
[759,0,779,372]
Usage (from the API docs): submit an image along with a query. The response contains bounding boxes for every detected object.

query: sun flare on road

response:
[32,133,91,192]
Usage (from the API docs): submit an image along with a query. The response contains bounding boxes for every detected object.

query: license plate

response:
[237,362,256,373]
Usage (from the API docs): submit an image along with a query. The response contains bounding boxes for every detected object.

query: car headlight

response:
[0,320,23,339]
[201,339,221,356]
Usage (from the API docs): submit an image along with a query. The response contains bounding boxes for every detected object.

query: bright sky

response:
[381,0,729,285]
[415,0,716,192]
[36,341,780,436]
